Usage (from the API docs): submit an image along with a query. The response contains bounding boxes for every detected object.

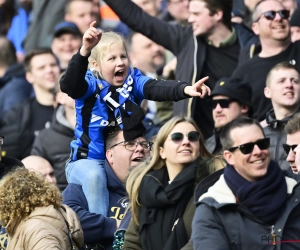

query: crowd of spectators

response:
[0,0,300,249]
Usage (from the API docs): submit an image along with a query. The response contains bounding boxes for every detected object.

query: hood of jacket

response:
[52,105,74,136]
[6,204,84,248]
[104,160,126,197]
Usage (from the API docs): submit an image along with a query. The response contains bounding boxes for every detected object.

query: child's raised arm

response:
[80,21,102,56]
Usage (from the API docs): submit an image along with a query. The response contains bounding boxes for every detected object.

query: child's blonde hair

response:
[88,31,129,76]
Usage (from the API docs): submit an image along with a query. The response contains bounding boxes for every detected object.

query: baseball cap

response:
[53,22,82,38]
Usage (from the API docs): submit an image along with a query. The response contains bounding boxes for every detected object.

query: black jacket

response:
[0,98,53,160]
[31,105,74,191]
[0,99,35,160]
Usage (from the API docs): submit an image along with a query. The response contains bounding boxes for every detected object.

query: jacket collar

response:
[266,109,299,129]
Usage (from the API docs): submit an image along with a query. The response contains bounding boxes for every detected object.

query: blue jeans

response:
[66,159,108,215]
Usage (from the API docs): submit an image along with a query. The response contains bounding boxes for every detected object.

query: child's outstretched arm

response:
[183,76,211,98]
[80,21,102,56]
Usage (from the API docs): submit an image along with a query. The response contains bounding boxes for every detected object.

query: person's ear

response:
[241,104,250,115]
[91,61,100,72]
[252,22,260,35]
[106,149,114,166]
[223,150,235,165]
[264,86,271,99]
[214,9,224,22]
[25,71,34,85]
[159,147,166,159]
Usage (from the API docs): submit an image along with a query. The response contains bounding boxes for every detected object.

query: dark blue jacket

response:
[0,64,33,116]
[63,160,127,249]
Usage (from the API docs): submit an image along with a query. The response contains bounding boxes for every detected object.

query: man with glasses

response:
[263,62,300,171]
[192,116,300,249]
[205,77,253,154]
[233,0,300,124]
[63,127,151,250]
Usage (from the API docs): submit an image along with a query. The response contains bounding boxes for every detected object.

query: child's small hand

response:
[80,21,102,56]
[184,76,210,98]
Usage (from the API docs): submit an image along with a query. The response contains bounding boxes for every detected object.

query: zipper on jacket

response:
[271,225,276,245]
[172,218,179,231]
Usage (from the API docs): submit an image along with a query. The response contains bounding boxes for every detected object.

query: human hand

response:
[162,57,177,79]
[293,145,300,174]
[184,76,210,98]
[80,21,102,56]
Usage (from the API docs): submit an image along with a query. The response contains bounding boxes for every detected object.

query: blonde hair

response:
[88,31,129,76]
[0,168,62,227]
[126,117,213,225]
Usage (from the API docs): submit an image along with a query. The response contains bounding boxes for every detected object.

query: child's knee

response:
[87,168,106,184]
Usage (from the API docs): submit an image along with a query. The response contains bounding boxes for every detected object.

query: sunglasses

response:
[282,144,299,155]
[255,10,290,22]
[209,99,235,109]
[228,138,270,155]
[170,131,200,143]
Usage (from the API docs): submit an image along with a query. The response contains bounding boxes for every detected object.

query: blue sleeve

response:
[132,68,151,101]
[6,8,29,54]
[62,184,117,245]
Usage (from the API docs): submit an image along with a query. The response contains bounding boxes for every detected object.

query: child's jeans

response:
[66,158,108,216]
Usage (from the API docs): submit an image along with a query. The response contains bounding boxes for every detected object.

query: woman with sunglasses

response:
[122,117,214,250]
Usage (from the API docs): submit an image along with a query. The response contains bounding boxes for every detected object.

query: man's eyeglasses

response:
[227,138,270,155]
[169,0,189,4]
[282,143,299,155]
[209,98,235,109]
[254,10,290,22]
[170,131,200,143]
[0,136,3,146]
[110,140,153,152]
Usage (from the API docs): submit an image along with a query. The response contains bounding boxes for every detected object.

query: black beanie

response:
[211,77,253,116]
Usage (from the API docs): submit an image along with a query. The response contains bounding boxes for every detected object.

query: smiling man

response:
[51,21,82,71]
[192,117,300,249]
[233,0,300,123]
[263,61,300,170]
[63,127,151,250]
